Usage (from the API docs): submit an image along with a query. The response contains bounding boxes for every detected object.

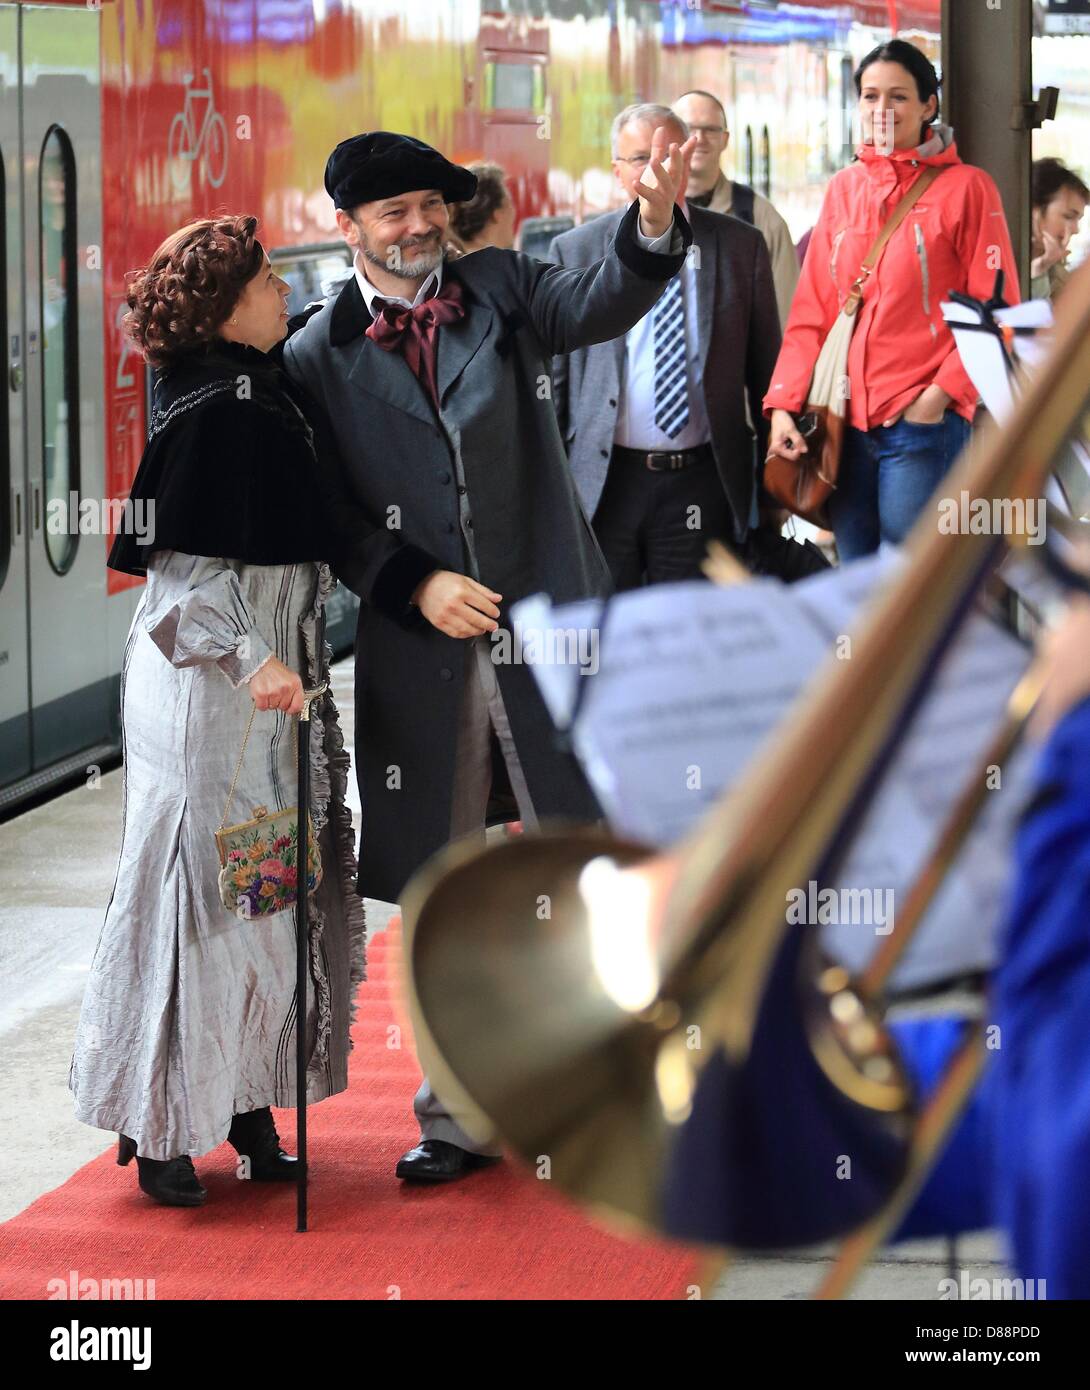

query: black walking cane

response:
[295,678,328,1233]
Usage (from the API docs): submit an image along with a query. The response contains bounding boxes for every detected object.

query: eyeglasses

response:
[615,123,727,165]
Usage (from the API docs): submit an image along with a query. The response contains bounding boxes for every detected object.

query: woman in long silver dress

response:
[69,216,366,1206]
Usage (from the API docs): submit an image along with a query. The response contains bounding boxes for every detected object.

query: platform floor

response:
[0,653,1009,1299]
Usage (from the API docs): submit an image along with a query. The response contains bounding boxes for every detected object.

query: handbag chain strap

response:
[843,166,944,317]
[219,701,278,833]
[218,682,329,833]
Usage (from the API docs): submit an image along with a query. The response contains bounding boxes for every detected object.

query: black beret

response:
[324,132,478,210]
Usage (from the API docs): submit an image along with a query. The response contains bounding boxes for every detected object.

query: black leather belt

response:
[612,443,713,472]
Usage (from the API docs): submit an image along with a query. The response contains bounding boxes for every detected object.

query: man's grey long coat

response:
[549,203,782,539]
[283,202,691,903]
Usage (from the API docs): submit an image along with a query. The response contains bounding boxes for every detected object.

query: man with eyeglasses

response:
[674,90,799,327]
[549,103,791,591]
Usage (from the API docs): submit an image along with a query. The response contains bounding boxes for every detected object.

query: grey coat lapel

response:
[435,272,494,406]
[347,336,435,427]
[612,315,626,379]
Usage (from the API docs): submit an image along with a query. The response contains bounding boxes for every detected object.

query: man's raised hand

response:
[636,125,698,239]
[411,570,502,639]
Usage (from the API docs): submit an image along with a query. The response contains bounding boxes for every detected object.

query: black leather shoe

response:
[395,1139,502,1183]
[117,1134,207,1207]
[227,1107,299,1181]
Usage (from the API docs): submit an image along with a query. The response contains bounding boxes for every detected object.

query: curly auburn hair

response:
[123,215,265,369]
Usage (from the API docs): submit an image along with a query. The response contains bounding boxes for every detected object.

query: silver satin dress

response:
[69,550,366,1160]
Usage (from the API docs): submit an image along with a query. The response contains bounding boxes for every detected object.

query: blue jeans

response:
[829,411,972,562]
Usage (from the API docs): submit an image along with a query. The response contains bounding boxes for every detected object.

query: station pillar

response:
[941,0,1039,295]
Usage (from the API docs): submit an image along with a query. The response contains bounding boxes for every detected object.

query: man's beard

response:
[360,230,445,280]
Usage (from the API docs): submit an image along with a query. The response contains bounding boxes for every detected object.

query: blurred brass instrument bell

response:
[405,823,913,1245]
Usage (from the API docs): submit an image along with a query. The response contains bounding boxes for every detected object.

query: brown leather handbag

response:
[764,166,944,527]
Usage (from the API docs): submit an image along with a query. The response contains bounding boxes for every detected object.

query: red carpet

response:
[0,922,696,1300]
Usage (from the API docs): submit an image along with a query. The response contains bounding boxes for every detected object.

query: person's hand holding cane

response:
[249,657,305,714]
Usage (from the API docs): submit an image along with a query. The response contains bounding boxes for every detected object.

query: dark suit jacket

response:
[549,203,781,539]
[282,202,692,902]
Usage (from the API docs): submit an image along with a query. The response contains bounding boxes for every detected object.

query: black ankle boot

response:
[227,1107,299,1181]
[117,1134,207,1207]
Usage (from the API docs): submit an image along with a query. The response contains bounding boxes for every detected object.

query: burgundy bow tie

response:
[365,277,466,411]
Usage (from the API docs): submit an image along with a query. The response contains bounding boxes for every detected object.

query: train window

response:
[518,215,575,259]
[39,126,79,576]
[744,126,755,187]
[270,243,352,318]
[482,59,546,116]
[0,143,9,592]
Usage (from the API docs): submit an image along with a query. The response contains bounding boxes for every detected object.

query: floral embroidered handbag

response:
[215,700,322,919]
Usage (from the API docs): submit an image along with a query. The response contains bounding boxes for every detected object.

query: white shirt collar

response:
[354,251,444,315]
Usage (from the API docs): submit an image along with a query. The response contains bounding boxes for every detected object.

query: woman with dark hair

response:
[68,216,366,1206]
[447,162,516,254]
[1031,156,1088,303]
[764,38,1019,561]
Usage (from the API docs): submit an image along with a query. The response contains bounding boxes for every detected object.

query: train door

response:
[0,3,29,790]
[21,6,107,774]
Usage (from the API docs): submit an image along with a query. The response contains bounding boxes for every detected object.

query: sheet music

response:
[790,544,903,640]
[942,298,1054,423]
[1054,437,1090,520]
[517,576,833,846]
[513,554,1035,991]
[822,600,1033,987]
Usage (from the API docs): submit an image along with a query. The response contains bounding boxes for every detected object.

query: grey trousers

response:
[411,635,537,1154]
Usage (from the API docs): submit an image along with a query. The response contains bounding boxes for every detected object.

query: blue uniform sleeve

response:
[992,694,1090,1298]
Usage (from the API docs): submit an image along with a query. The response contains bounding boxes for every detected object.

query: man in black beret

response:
[283,127,695,1184]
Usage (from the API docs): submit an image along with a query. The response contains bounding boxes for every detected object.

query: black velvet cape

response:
[108,338,345,577]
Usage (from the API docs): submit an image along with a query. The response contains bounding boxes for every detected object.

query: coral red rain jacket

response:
[763,131,1020,431]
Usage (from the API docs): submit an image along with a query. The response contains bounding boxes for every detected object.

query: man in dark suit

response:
[550,103,784,589]
[283,129,696,1183]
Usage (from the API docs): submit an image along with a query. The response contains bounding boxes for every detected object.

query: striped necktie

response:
[653,275,689,439]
